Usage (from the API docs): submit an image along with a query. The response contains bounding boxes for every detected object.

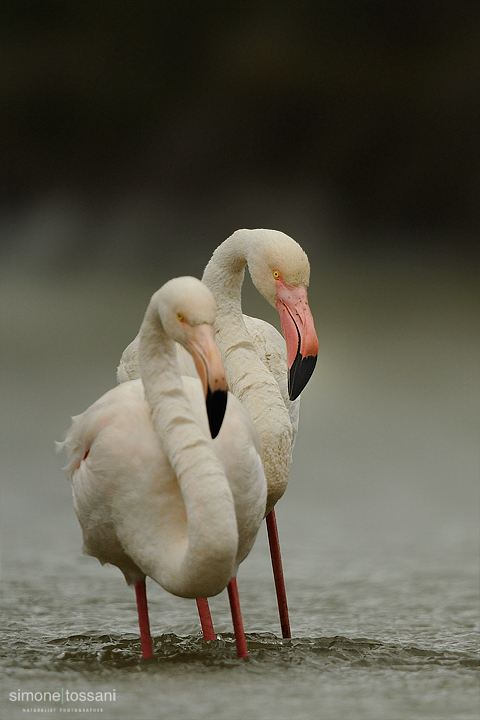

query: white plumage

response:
[118,229,317,512]
[59,277,267,656]
[116,230,318,639]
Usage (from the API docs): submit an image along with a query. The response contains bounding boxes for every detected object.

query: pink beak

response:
[183,323,228,438]
[276,282,319,401]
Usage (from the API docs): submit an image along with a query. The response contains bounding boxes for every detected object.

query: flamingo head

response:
[158,277,228,438]
[246,229,319,401]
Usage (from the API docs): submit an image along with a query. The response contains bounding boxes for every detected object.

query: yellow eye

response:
[273,270,280,279]
[177,313,184,322]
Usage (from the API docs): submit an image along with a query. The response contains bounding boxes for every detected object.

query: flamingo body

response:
[64,376,265,598]
[59,277,267,656]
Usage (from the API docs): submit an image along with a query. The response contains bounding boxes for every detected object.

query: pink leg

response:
[227,577,248,658]
[266,508,291,638]
[134,579,154,659]
[196,598,216,641]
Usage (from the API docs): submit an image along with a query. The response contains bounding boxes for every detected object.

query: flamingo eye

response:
[273,270,280,279]
[177,313,184,322]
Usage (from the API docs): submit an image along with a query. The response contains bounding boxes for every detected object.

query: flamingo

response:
[118,229,318,638]
[59,277,267,659]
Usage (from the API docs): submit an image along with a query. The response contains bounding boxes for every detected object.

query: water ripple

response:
[2,632,478,675]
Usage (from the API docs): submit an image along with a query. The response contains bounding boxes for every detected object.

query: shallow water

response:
[1,546,478,720]
[1,265,479,719]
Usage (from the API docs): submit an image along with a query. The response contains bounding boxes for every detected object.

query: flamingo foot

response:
[196,598,216,641]
[227,577,248,658]
[134,579,154,658]
[266,508,291,638]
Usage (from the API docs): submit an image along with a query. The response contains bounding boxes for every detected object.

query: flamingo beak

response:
[276,283,319,401]
[184,323,228,438]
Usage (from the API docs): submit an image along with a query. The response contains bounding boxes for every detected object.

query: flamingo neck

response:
[202,232,293,512]
[137,296,238,597]
[202,231,249,321]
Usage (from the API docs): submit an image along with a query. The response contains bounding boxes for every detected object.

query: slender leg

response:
[227,577,248,658]
[266,508,291,638]
[134,579,154,658]
[196,598,216,641]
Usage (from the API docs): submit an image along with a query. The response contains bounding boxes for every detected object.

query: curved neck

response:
[202,231,264,381]
[202,231,249,320]
[137,296,237,596]
[202,232,293,511]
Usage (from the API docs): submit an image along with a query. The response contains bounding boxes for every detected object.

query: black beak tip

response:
[288,353,317,401]
[206,388,228,438]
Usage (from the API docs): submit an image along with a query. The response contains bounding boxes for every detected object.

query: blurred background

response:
[1,0,478,596]
[1,0,479,273]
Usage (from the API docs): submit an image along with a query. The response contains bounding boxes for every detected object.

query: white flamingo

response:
[59,277,267,659]
[118,229,318,638]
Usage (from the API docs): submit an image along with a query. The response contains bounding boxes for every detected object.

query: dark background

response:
[2,0,479,273]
